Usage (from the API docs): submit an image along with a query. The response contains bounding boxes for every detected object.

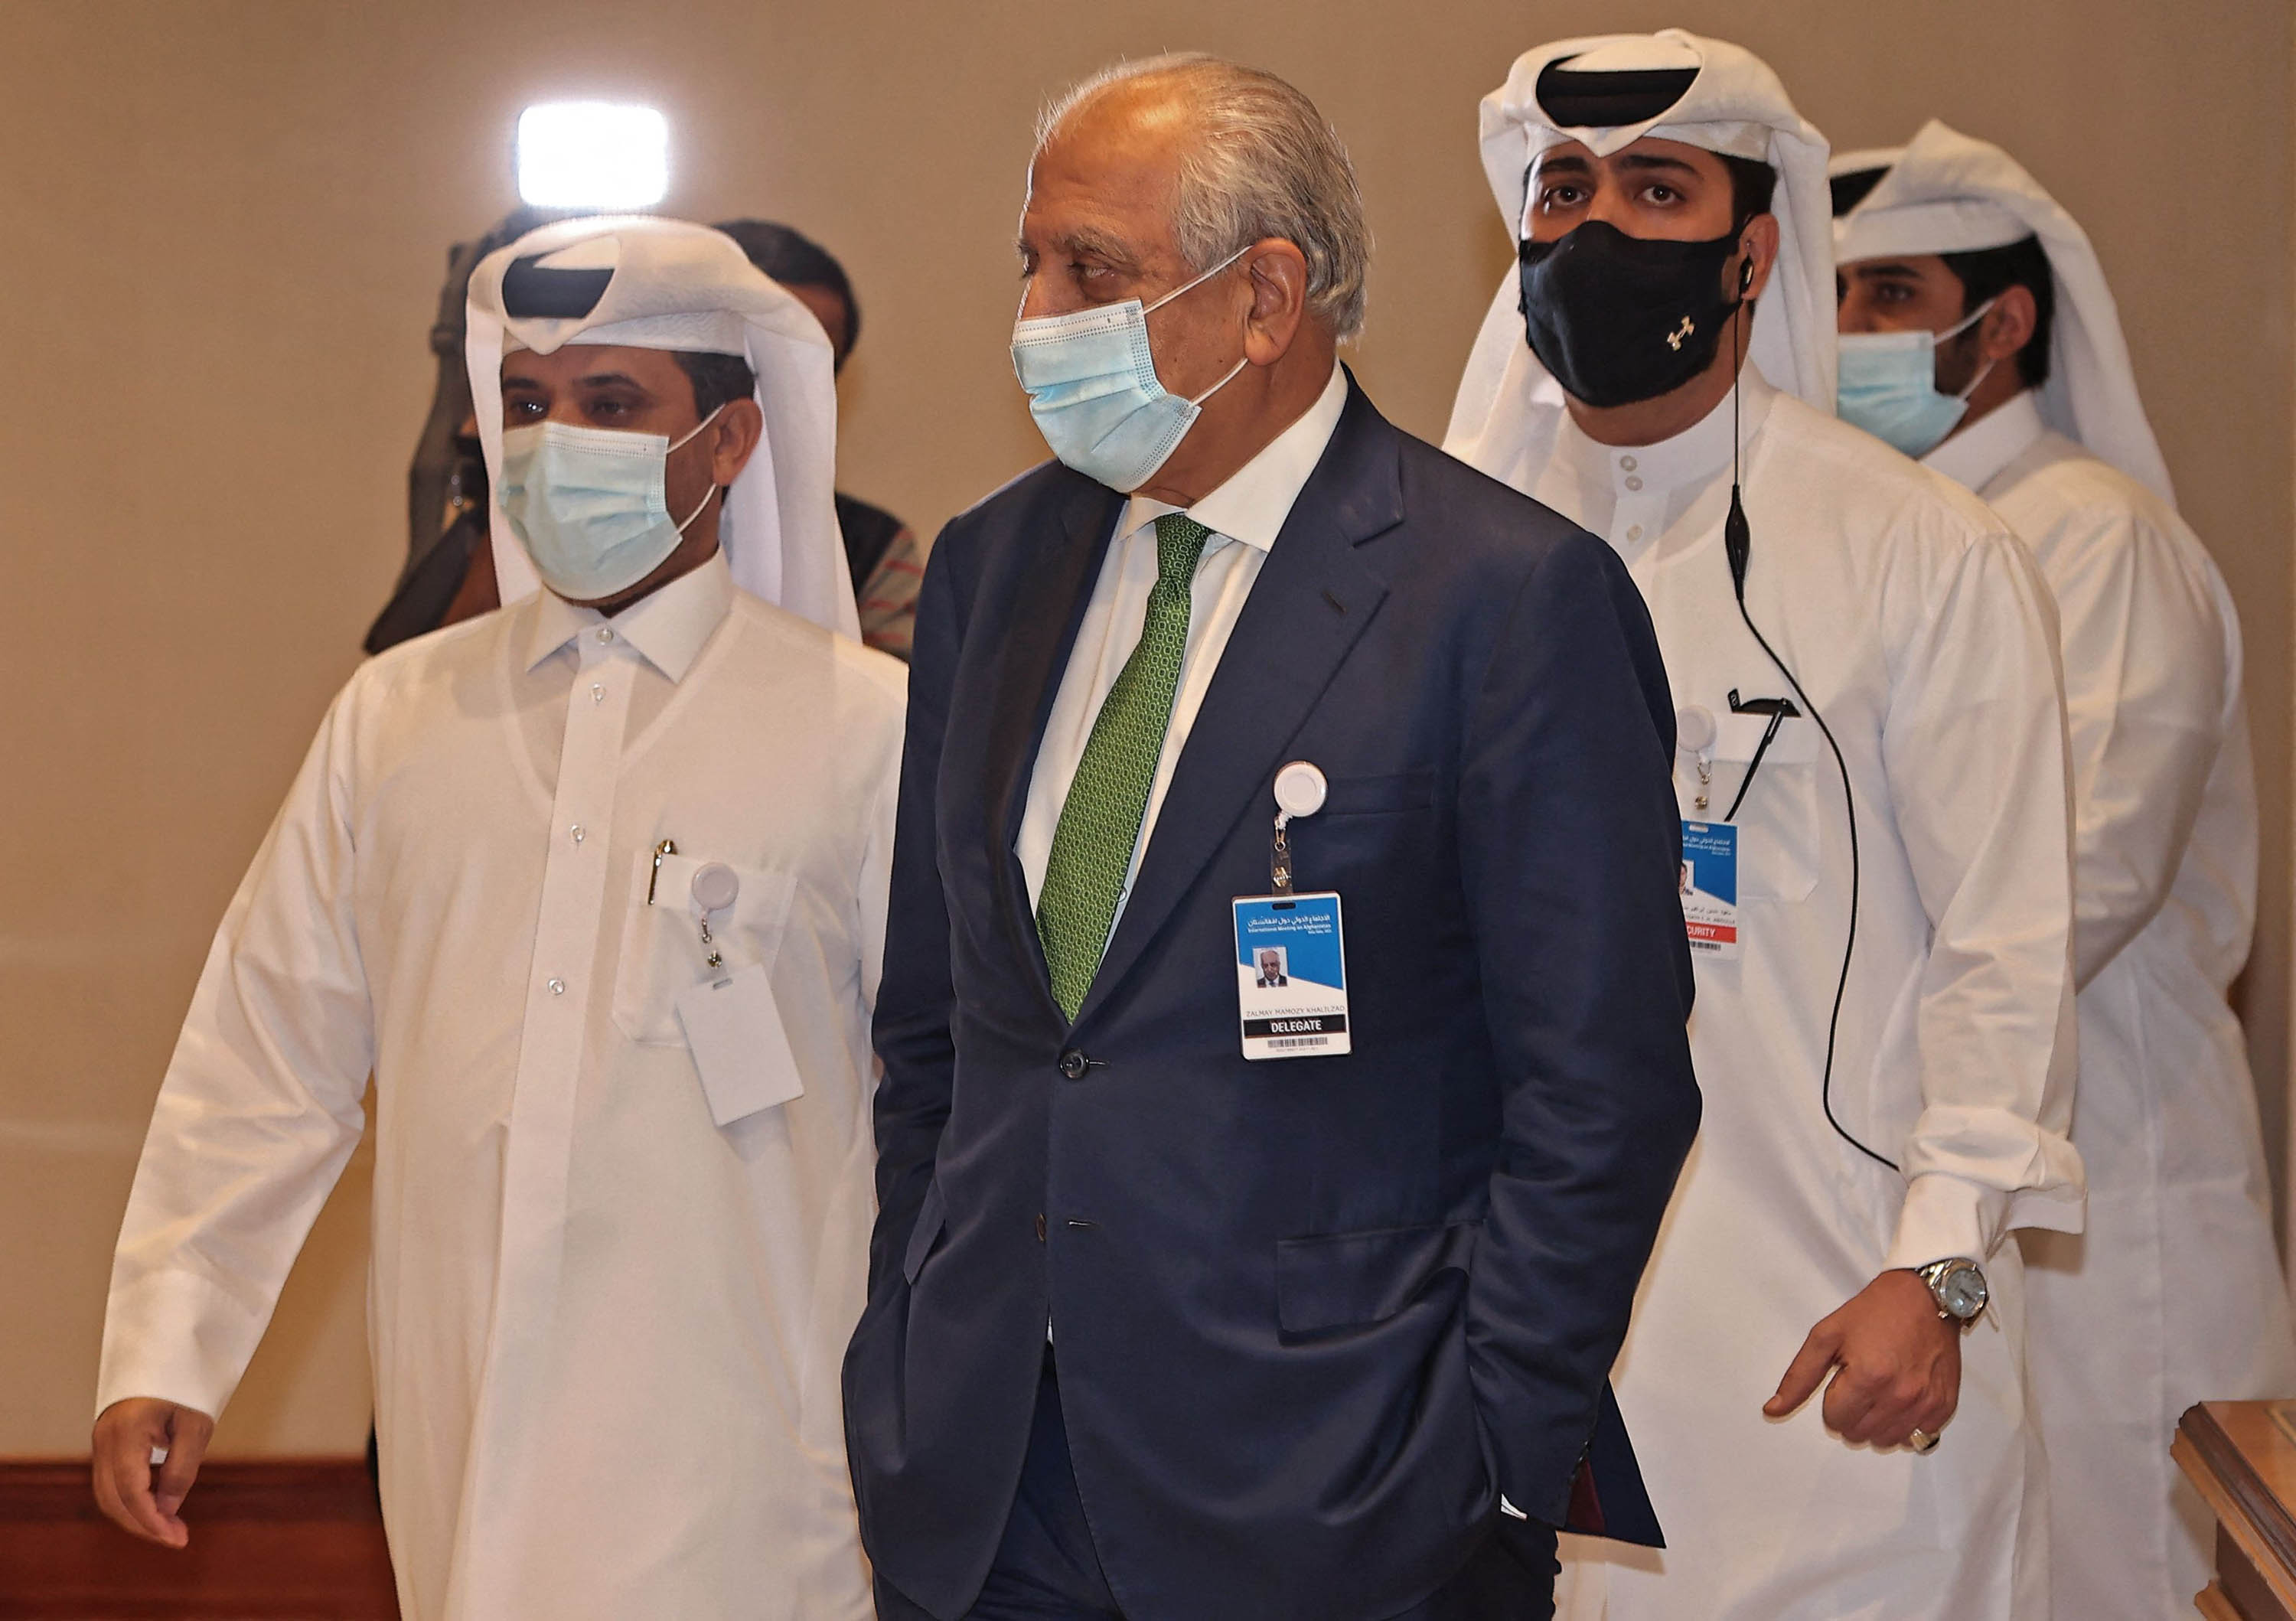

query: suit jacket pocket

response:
[1317,770,1437,817]
[1275,1220,1481,1335]
[902,1180,948,1286]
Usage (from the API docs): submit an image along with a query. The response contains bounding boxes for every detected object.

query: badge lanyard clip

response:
[650,837,740,973]
[690,862,739,971]
[1269,761,1327,893]
[1677,706,1717,817]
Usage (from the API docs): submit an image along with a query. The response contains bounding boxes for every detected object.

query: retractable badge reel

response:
[651,839,742,972]
[690,862,740,971]
[1269,759,1327,892]
[1232,760,1351,1060]
[1678,705,1717,818]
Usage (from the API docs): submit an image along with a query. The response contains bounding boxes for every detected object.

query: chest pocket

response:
[1679,711,1825,903]
[612,850,801,1045]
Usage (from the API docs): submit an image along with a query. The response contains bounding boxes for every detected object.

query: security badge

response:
[1233,760,1351,1060]
[1675,693,1799,961]
[652,842,804,1125]
[1676,704,1740,961]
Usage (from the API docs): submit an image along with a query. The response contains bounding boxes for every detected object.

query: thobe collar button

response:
[1619,455,1639,471]
[1623,475,1644,491]
[570,825,585,845]
[546,977,566,996]
[595,626,615,644]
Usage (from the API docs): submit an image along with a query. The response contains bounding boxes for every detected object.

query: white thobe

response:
[97,552,906,1621]
[1510,370,2082,1621]
[1927,390,2296,1619]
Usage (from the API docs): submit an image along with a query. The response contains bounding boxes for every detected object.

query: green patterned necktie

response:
[1036,512,1212,1019]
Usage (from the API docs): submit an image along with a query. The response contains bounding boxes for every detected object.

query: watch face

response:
[1940,1264,1988,1319]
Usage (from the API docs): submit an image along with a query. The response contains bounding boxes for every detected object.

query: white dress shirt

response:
[99,551,905,1621]
[1018,362,1348,927]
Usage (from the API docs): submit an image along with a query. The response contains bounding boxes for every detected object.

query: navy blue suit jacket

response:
[844,379,1700,1621]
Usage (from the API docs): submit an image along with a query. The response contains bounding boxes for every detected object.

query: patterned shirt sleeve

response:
[856,523,926,661]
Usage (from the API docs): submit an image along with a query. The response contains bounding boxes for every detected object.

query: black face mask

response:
[1518,219,1746,409]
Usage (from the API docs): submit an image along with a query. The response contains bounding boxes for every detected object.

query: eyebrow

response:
[1065,226,1143,267]
[1848,261,1926,279]
[1615,152,1703,179]
[501,370,653,392]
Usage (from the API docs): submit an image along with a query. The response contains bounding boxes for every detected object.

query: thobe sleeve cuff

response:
[1883,1173,2011,1270]
[95,1267,269,1422]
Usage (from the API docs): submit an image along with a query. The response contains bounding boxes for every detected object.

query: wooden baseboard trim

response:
[0,1457,397,1619]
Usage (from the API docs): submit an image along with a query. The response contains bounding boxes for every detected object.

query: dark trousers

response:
[873,1358,1557,1621]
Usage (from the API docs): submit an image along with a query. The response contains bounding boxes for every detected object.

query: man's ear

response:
[706,398,765,485]
[1737,213,1783,302]
[1241,237,1310,365]
[1978,285,2040,367]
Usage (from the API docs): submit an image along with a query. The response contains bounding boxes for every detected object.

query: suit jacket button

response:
[1058,1049,1089,1080]
[1035,1213,1048,1243]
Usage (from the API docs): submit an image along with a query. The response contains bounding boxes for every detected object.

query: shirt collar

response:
[522,547,735,681]
[1551,365,1779,498]
[1923,388,2047,494]
[1118,360,1349,552]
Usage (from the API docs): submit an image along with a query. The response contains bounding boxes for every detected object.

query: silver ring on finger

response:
[1907,1427,1941,1454]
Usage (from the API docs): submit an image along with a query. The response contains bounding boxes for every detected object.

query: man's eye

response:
[1540,184,1584,209]
[1645,184,1678,204]
[1877,284,1911,303]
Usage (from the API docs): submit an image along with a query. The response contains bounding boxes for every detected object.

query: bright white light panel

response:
[517,102,669,209]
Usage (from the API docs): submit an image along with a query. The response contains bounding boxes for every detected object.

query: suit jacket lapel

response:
[1075,380,1403,1027]
[975,470,1124,1000]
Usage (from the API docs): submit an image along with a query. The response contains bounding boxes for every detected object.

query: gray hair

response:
[1037,54,1371,338]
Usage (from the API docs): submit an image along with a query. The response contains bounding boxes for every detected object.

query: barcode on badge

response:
[1266,1035,1331,1050]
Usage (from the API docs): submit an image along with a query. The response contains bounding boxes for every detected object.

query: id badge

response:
[674,961,804,1124]
[1232,892,1350,1059]
[1679,820,1740,961]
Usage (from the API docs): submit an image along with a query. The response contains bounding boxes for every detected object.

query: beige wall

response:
[3,0,2288,1456]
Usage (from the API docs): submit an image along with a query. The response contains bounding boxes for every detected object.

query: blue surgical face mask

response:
[1835,298,1998,458]
[497,405,724,602]
[1010,246,1251,491]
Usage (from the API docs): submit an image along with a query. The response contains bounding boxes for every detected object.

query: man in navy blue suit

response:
[845,54,1701,1621]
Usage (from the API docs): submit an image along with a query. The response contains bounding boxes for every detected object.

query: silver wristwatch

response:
[1914,1257,1988,1323]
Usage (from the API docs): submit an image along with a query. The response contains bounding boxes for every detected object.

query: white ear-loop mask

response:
[497,403,727,602]
[1009,246,1252,491]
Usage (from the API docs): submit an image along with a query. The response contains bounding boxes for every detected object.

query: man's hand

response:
[92,1398,215,1548]
[1763,1270,1959,1448]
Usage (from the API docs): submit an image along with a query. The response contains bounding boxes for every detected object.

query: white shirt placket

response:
[455,621,635,1597]
[1610,449,1667,556]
